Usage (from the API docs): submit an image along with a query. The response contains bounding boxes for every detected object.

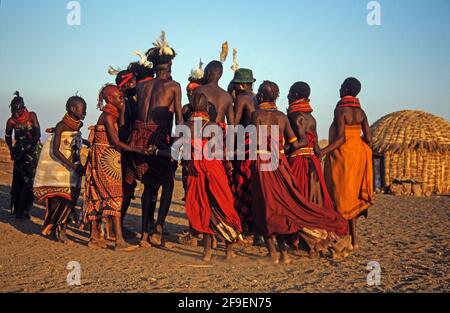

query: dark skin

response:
[234,83,257,127]
[136,65,182,126]
[6,105,41,217]
[5,109,41,160]
[286,88,320,155]
[253,82,301,265]
[49,100,87,243]
[91,87,146,251]
[117,76,138,235]
[319,82,373,248]
[194,66,234,124]
[135,64,182,246]
[118,76,137,129]
[52,101,87,175]
[150,94,237,261]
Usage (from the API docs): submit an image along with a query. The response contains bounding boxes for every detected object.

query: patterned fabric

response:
[126,121,172,186]
[10,117,41,216]
[34,131,82,202]
[83,125,123,221]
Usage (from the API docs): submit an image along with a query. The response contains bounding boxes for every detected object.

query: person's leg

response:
[42,198,59,237]
[349,218,358,249]
[277,235,292,264]
[55,199,73,244]
[151,179,174,246]
[225,242,236,261]
[264,236,279,264]
[121,181,136,237]
[13,175,26,218]
[113,215,137,251]
[140,184,156,246]
[203,234,213,262]
[88,219,107,249]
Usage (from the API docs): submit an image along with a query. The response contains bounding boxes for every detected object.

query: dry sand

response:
[0,158,448,293]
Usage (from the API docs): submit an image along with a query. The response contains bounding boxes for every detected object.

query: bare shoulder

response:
[168,80,181,89]
[276,110,288,118]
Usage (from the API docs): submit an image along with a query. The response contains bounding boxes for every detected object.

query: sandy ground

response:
[0,160,449,293]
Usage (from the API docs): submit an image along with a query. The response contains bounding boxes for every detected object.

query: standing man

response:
[128,31,183,247]
[229,68,258,239]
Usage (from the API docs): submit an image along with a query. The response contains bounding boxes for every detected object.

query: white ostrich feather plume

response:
[108,65,121,76]
[153,31,174,56]
[190,58,204,80]
[133,50,153,68]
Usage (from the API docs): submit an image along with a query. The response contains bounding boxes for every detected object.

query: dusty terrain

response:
[0,146,448,293]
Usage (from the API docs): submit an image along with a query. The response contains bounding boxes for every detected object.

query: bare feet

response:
[149,225,163,247]
[114,242,139,252]
[88,239,108,250]
[202,252,212,262]
[139,240,151,248]
[225,251,236,261]
[177,232,198,247]
[280,252,292,265]
[266,253,279,264]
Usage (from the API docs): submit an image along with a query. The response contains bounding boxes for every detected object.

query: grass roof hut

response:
[371,110,450,196]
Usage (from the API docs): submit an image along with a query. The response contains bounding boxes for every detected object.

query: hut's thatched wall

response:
[371,110,450,196]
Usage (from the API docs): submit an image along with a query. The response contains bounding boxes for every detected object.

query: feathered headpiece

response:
[230,48,239,72]
[152,30,175,56]
[220,41,229,63]
[189,58,204,81]
[133,50,153,68]
[108,66,122,76]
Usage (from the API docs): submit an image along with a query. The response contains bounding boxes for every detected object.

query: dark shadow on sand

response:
[0,184,45,235]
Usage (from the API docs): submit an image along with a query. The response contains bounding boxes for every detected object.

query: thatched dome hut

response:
[371,110,450,196]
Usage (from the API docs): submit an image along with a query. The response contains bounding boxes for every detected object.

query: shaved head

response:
[204,60,223,83]
[288,82,310,103]
[257,80,280,103]
[340,77,361,97]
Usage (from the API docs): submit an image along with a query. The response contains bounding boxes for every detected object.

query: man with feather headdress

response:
[127,31,182,247]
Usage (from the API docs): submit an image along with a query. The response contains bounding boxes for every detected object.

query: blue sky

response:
[1,0,449,139]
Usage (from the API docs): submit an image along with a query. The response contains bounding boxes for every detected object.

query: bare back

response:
[288,112,317,138]
[235,92,257,126]
[195,84,234,124]
[252,110,297,147]
[330,107,372,145]
[137,78,182,128]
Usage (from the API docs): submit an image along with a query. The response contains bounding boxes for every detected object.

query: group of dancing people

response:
[5,32,374,263]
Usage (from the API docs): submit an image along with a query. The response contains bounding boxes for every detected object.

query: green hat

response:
[231,68,256,84]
